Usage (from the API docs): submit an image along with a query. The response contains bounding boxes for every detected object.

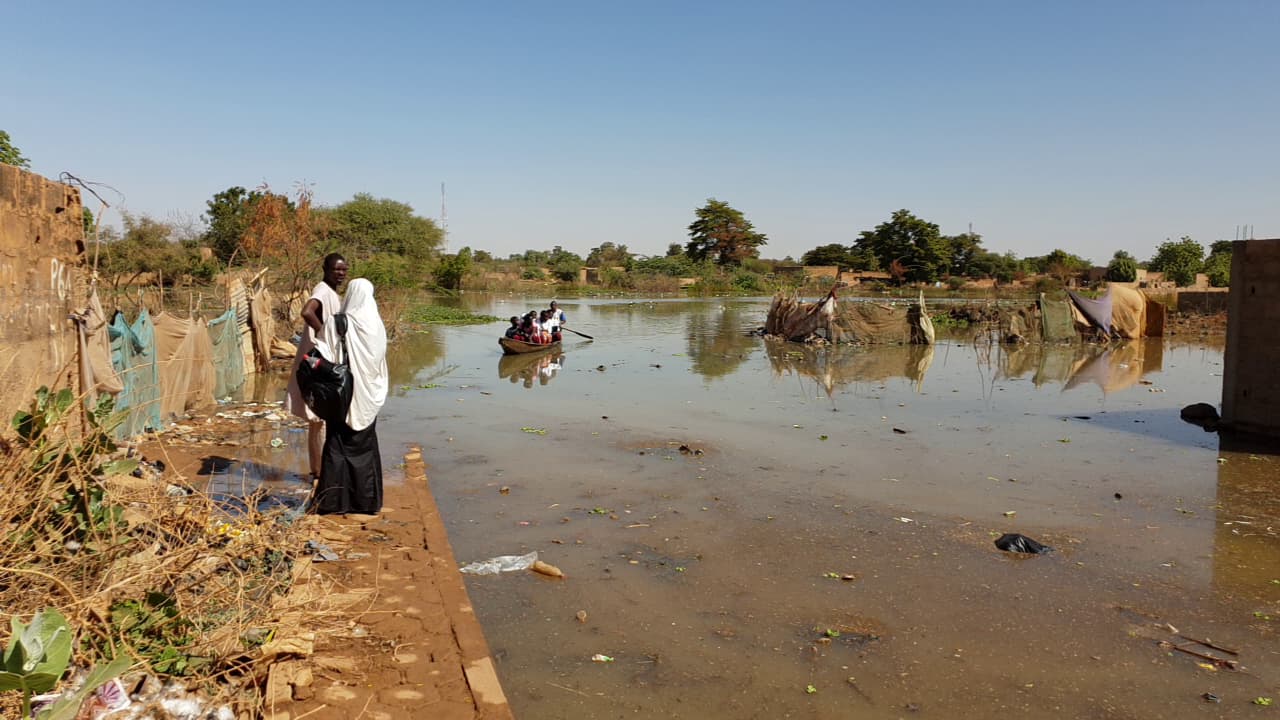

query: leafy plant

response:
[0,610,128,719]
[104,592,207,676]
[10,389,133,551]
[32,657,131,720]
[0,610,72,717]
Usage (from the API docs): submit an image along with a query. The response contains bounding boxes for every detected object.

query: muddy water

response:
[373,297,1280,719]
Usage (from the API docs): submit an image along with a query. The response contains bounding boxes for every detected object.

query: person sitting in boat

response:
[504,316,522,340]
[538,309,558,344]
[520,313,542,343]
[549,300,566,325]
[541,308,562,343]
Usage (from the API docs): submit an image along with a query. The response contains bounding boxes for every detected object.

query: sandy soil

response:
[137,412,511,720]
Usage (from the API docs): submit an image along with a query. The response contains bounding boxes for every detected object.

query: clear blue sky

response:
[4,1,1277,264]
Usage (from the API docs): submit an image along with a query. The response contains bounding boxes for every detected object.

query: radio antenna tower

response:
[441,182,448,253]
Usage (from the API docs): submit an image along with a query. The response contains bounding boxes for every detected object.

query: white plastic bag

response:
[459,551,538,575]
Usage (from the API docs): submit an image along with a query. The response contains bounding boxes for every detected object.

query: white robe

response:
[319,278,387,432]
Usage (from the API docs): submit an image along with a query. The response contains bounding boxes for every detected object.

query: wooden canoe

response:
[499,337,562,355]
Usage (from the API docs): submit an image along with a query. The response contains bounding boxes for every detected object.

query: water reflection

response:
[497,352,564,389]
[685,304,759,379]
[1213,433,1280,599]
[386,329,448,386]
[765,341,935,395]
[1001,339,1164,393]
[758,337,1171,397]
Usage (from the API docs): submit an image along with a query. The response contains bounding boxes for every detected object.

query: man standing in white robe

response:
[285,253,347,481]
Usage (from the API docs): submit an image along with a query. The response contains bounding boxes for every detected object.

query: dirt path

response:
[142,423,512,720]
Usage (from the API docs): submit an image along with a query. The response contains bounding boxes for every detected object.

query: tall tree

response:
[0,130,30,168]
[1203,240,1233,287]
[1149,236,1204,287]
[853,210,947,283]
[548,245,584,281]
[586,242,633,268]
[685,198,768,265]
[1105,250,1137,282]
[941,232,985,277]
[965,250,1019,282]
[800,243,854,267]
[323,193,442,264]
[241,185,328,309]
[202,186,266,264]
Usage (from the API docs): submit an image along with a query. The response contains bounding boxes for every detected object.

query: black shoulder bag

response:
[295,313,352,424]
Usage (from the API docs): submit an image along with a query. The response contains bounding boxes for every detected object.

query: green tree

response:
[941,232,985,277]
[434,247,473,290]
[686,198,768,265]
[964,250,1018,282]
[1022,248,1091,283]
[1203,240,1232,287]
[1149,236,1204,287]
[514,249,550,265]
[1106,250,1137,282]
[102,213,205,287]
[323,193,442,264]
[0,130,31,168]
[202,186,266,264]
[586,242,633,268]
[548,245,584,281]
[633,254,696,277]
[666,242,684,257]
[853,209,948,283]
[800,243,854,267]
[82,208,96,237]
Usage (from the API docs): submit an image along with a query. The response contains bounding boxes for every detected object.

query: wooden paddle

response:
[560,326,594,340]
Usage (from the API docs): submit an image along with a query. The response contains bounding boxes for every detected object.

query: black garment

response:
[504,326,520,339]
[311,419,383,515]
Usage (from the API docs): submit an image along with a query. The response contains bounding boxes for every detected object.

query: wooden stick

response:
[548,682,590,697]
[1160,641,1238,669]
[1177,634,1239,656]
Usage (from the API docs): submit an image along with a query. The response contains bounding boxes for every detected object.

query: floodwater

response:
[369,296,1280,719]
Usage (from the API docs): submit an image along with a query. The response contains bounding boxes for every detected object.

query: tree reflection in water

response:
[386,329,448,386]
[685,303,759,379]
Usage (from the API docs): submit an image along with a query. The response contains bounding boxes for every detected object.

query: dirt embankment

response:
[134,406,511,720]
[0,397,506,720]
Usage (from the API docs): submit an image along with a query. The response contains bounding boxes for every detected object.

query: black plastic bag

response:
[994,533,1052,554]
[295,315,351,424]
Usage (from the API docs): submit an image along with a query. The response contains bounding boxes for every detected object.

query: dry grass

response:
[0,382,325,716]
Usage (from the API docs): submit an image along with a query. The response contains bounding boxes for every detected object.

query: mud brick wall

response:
[0,164,85,409]
[1221,239,1280,437]
[1176,290,1230,315]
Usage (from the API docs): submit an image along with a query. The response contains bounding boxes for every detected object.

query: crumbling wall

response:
[1221,239,1280,438]
[0,164,84,409]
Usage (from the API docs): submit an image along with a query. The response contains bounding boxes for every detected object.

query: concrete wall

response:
[1221,239,1280,437]
[0,164,84,409]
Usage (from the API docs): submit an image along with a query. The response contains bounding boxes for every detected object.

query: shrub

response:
[1033,276,1062,294]
[601,268,631,290]
[732,270,763,293]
